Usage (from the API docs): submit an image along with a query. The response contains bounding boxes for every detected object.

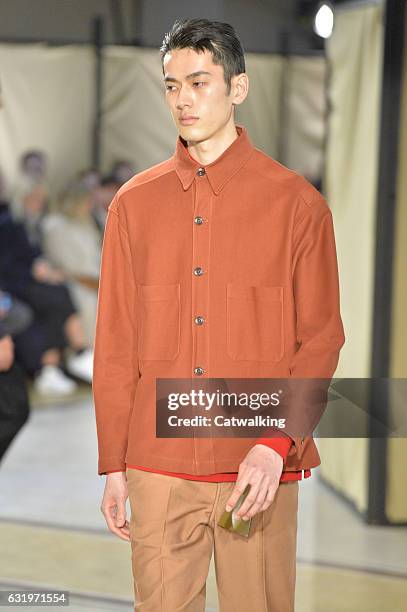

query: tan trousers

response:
[126,468,299,612]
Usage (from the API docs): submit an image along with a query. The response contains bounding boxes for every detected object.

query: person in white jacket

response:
[42,178,102,346]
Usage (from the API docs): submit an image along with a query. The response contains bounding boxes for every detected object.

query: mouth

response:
[179,116,199,125]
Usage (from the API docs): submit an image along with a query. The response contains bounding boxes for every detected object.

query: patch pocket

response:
[137,283,180,361]
[226,284,284,363]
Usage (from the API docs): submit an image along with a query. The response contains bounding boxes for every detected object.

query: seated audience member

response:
[78,167,101,192]
[0,291,30,460]
[20,150,47,182]
[42,177,101,346]
[0,180,77,395]
[10,178,49,248]
[91,174,118,233]
[110,159,134,186]
[0,320,30,463]
[11,150,49,221]
[89,161,134,234]
[0,199,94,391]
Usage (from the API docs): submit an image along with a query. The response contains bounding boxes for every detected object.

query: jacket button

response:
[193,266,204,276]
[194,216,204,225]
[196,167,206,176]
[194,366,205,375]
[194,316,205,325]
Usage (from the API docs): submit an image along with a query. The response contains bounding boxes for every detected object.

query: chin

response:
[178,124,207,142]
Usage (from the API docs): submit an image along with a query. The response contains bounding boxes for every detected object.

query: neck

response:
[185,119,239,166]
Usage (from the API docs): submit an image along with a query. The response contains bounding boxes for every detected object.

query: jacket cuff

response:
[98,456,126,476]
[255,435,293,462]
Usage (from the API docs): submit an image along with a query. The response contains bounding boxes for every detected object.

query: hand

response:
[0,334,15,371]
[46,268,66,284]
[32,258,54,282]
[32,259,65,285]
[224,444,283,521]
[100,471,130,541]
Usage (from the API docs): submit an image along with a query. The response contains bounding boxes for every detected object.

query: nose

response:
[175,85,193,110]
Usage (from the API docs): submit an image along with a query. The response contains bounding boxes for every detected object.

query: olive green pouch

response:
[217,484,252,538]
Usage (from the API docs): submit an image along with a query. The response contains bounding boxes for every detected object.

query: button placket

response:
[191,165,215,471]
[191,166,211,380]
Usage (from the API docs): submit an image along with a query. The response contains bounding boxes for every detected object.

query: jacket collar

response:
[173,123,255,195]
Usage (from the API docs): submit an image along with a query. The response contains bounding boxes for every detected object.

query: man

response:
[0,84,30,461]
[0,290,31,463]
[93,18,345,612]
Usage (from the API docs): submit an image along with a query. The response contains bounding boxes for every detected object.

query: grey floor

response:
[0,393,406,611]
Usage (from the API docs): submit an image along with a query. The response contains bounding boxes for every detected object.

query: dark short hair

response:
[20,150,45,169]
[160,18,245,96]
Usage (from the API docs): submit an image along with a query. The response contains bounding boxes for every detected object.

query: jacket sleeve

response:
[92,195,139,475]
[286,191,345,459]
[254,191,345,462]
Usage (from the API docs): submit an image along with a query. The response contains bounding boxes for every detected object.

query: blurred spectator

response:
[91,174,118,233]
[0,325,30,464]
[20,150,47,181]
[0,289,31,462]
[11,149,49,220]
[11,178,49,247]
[78,167,101,192]
[0,171,31,446]
[42,177,101,345]
[0,199,94,394]
[110,159,134,186]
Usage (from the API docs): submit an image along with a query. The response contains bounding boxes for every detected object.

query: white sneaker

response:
[34,364,78,396]
[65,348,94,383]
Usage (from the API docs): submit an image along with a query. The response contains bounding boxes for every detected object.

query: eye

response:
[193,81,205,87]
[165,85,176,91]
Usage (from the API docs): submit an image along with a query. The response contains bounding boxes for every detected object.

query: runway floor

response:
[0,388,406,611]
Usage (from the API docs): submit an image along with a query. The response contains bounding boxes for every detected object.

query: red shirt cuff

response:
[255,435,293,462]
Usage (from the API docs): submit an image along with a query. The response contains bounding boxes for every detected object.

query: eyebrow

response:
[163,70,212,83]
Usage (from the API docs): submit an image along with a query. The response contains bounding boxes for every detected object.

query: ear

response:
[231,73,249,107]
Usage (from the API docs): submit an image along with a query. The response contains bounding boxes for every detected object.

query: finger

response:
[235,475,265,519]
[224,462,250,511]
[240,479,270,519]
[117,519,131,541]
[120,519,131,536]
[107,520,130,541]
[103,503,130,541]
[115,500,127,528]
[259,482,279,512]
[225,465,251,511]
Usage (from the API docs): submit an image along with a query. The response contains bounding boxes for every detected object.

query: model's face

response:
[163,48,243,141]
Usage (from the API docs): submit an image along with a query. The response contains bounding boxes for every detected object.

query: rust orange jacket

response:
[92,123,345,477]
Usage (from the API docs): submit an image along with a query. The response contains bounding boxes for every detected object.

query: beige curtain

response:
[101,46,286,173]
[280,55,327,183]
[387,6,407,523]
[0,43,327,200]
[0,44,94,199]
[318,2,385,514]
